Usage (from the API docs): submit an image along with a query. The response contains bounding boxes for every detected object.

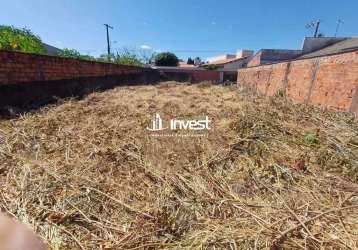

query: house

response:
[299,37,358,59]
[207,54,236,63]
[246,37,358,67]
[178,61,197,68]
[301,37,349,54]
[204,56,250,70]
[204,49,254,71]
[247,49,302,67]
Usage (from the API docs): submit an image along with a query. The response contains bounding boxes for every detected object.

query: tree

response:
[153,52,179,66]
[0,25,45,54]
[139,49,154,64]
[194,57,202,66]
[187,57,194,65]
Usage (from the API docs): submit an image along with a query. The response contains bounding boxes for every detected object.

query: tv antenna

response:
[335,19,344,37]
[306,20,320,37]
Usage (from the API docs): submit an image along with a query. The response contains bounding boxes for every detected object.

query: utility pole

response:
[313,20,320,38]
[104,24,113,59]
[335,19,344,37]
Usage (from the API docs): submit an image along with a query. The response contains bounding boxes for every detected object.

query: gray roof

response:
[42,43,63,56]
[301,37,348,54]
[259,49,302,61]
[299,38,358,59]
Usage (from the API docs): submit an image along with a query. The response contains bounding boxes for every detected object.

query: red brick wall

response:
[266,63,288,96]
[191,70,221,82]
[0,50,151,85]
[285,60,316,103]
[158,68,223,83]
[237,50,358,116]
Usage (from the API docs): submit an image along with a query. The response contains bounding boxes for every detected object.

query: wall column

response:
[305,59,320,104]
[282,62,291,94]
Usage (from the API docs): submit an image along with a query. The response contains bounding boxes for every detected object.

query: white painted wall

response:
[207,54,236,63]
[222,59,249,71]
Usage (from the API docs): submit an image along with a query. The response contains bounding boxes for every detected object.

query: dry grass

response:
[0,81,357,249]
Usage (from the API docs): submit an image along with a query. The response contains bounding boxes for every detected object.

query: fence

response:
[237,50,358,116]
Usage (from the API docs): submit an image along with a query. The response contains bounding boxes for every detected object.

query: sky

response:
[1,0,358,60]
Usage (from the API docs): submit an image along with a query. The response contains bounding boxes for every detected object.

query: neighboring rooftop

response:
[258,49,302,61]
[247,49,302,67]
[178,61,197,68]
[207,54,236,63]
[299,37,358,59]
[42,43,63,56]
[301,37,348,54]
[205,56,249,66]
[207,49,254,64]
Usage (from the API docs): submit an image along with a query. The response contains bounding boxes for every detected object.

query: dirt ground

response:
[0,81,357,249]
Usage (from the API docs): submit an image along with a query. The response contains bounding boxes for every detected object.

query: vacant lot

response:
[0,82,357,249]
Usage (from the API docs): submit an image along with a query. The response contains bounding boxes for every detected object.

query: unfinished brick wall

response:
[0,50,152,85]
[191,70,221,82]
[158,68,226,83]
[237,51,358,116]
[0,50,159,110]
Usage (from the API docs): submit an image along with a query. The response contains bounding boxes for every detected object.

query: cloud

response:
[211,21,216,25]
[140,45,152,50]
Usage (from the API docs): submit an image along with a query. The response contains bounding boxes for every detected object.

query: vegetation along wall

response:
[0,50,157,84]
[237,50,358,116]
[0,50,159,111]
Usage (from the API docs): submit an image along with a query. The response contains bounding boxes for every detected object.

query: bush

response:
[0,25,45,54]
[154,52,179,66]
[59,48,95,61]
[203,64,219,70]
[304,133,320,145]
[194,57,202,65]
[96,49,143,66]
[114,49,143,66]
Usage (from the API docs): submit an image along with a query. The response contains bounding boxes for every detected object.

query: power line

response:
[112,48,236,54]
[77,48,240,55]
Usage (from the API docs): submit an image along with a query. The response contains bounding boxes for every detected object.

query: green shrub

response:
[203,64,219,70]
[59,48,95,61]
[96,49,143,66]
[304,133,320,145]
[0,25,45,54]
[114,49,143,66]
[153,52,179,66]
